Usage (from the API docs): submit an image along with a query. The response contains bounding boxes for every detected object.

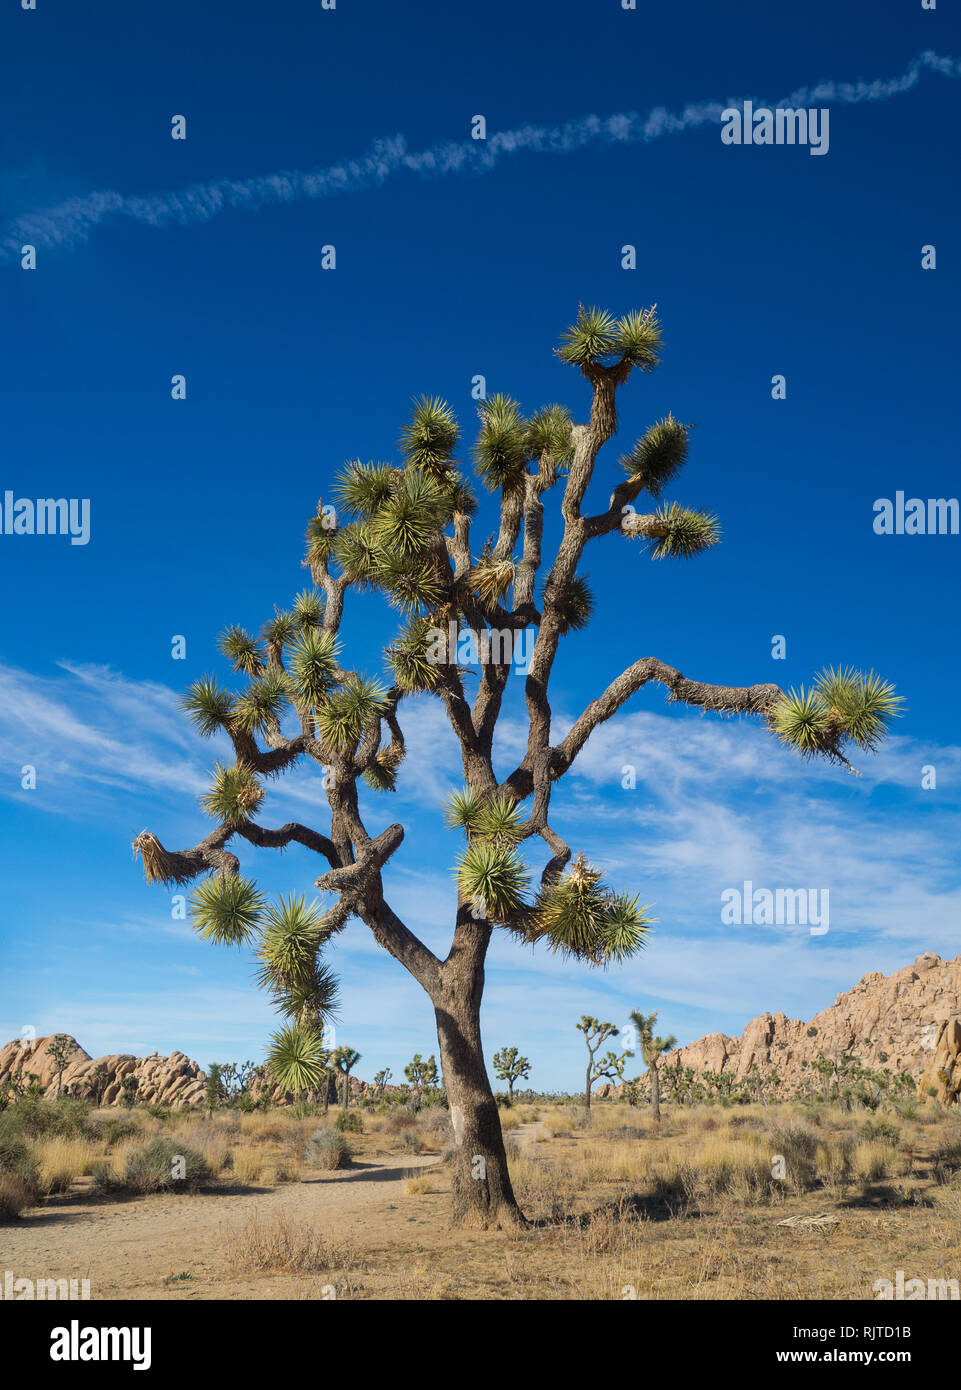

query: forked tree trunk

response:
[432,920,525,1230]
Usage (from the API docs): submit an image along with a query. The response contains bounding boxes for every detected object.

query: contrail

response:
[2,50,958,262]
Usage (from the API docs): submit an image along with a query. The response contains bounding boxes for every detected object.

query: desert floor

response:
[3,1104,961,1300]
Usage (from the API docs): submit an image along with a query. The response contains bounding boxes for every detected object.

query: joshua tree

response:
[578,1016,632,1108]
[47,1034,77,1099]
[628,1010,676,1123]
[132,305,902,1228]
[492,1046,531,1103]
[331,1046,361,1109]
[120,1075,139,1108]
[403,1052,438,1111]
[373,1067,392,1096]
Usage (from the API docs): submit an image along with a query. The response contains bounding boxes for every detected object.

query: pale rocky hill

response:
[643,951,961,1101]
[0,1035,207,1108]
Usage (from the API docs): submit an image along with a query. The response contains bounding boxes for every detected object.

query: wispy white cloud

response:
[3,51,958,261]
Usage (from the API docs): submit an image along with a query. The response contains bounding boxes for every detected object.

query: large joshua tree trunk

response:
[431,918,525,1230]
[650,1061,661,1123]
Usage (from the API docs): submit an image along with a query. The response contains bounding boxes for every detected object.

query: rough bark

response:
[432,914,525,1230]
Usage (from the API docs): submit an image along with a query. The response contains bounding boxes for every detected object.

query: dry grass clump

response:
[228,1213,357,1274]
[230,1144,265,1185]
[403,1171,436,1195]
[35,1136,100,1195]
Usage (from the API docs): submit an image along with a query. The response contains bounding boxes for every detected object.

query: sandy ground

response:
[1,1154,442,1300]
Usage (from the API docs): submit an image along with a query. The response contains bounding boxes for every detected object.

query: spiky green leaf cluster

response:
[444,788,524,847]
[624,414,691,496]
[529,858,653,965]
[386,617,443,693]
[189,874,266,946]
[361,744,404,793]
[771,668,904,760]
[557,305,662,371]
[555,574,594,634]
[256,896,325,992]
[288,628,341,709]
[316,676,387,752]
[525,404,574,467]
[202,762,265,824]
[647,502,721,560]
[374,549,445,614]
[262,609,299,651]
[292,588,325,629]
[232,669,292,735]
[335,460,395,517]
[181,676,234,737]
[219,626,265,676]
[438,469,478,519]
[474,394,529,491]
[368,469,447,557]
[399,396,460,475]
[265,1023,327,1096]
[305,511,336,568]
[457,841,530,922]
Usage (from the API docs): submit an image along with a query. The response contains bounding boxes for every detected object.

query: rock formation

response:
[0,1036,207,1108]
[613,952,960,1102]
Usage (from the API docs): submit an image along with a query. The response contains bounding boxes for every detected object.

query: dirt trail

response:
[1,1153,442,1300]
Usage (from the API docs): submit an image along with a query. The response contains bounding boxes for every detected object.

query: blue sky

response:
[1,0,959,1091]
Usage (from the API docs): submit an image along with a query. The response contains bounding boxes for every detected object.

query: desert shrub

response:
[335,1110,363,1134]
[228,1214,355,1273]
[145,1104,170,1121]
[853,1140,898,1183]
[304,1128,352,1170]
[229,1144,263,1185]
[387,1112,418,1134]
[768,1124,819,1191]
[394,1126,424,1153]
[93,1136,211,1194]
[418,1106,452,1136]
[859,1118,900,1145]
[94,1115,144,1146]
[35,1136,98,1195]
[403,1172,435,1195]
[0,1132,41,1219]
[2,1097,93,1140]
[931,1138,961,1184]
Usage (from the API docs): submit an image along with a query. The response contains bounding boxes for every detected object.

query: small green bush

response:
[1,1097,92,1140]
[0,1131,41,1220]
[94,1137,211,1195]
[335,1110,363,1134]
[303,1128,352,1170]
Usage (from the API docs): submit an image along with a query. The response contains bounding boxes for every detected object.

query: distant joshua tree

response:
[331,1046,362,1110]
[578,1016,632,1109]
[47,1034,78,1099]
[404,1053,439,1111]
[627,1010,676,1123]
[373,1067,392,1096]
[492,1046,531,1103]
[133,306,902,1227]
